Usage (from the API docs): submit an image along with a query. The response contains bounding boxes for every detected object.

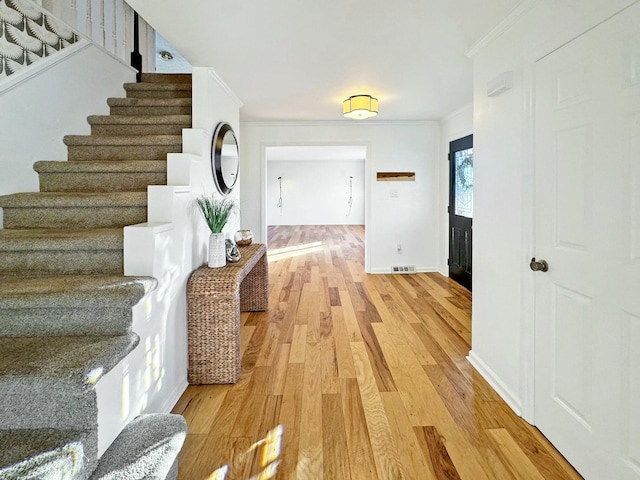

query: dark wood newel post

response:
[131,11,142,82]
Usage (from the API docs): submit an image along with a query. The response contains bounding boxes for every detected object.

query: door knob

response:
[530,257,549,272]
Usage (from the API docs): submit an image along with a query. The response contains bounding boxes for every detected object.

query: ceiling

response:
[128,0,524,122]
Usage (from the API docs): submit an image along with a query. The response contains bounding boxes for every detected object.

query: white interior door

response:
[534,3,640,479]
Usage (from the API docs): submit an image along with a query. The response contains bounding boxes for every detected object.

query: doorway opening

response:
[264,145,367,257]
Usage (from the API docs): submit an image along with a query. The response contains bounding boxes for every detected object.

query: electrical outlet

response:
[390,189,398,198]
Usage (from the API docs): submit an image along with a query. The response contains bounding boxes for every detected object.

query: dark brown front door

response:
[449,134,473,291]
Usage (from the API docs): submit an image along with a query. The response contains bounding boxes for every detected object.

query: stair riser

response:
[91,123,188,136]
[0,382,100,479]
[0,308,131,336]
[39,172,167,192]
[126,90,192,99]
[109,105,191,116]
[0,251,123,276]
[140,73,192,84]
[2,207,147,229]
[0,382,98,431]
[67,145,181,161]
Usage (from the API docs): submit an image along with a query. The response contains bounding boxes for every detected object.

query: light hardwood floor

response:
[173,225,583,480]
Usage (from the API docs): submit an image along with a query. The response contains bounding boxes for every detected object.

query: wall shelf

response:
[376,172,415,181]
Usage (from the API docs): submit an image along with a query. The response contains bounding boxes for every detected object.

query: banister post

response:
[130,11,142,82]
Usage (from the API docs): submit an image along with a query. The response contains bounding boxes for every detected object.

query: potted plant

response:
[194,195,236,267]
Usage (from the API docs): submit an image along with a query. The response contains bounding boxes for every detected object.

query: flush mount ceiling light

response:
[343,94,378,119]
[159,50,174,60]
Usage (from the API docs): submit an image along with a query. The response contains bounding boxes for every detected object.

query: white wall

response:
[468,0,637,418]
[240,122,441,273]
[266,159,365,226]
[94,67,242,454]
[439,104,473,275]
[0,43,135,198]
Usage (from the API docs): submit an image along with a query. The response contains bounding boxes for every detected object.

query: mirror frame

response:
[211,122,239,195]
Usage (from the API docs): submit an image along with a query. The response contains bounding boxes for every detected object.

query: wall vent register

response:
[391,265,416,274]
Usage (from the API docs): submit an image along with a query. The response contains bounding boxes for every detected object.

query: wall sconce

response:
[277,176,283,216]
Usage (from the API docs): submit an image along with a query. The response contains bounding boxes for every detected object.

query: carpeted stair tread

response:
[34,161,167,193]
[0,275,157,308]
[87,115,191,126]
[0,191,147,208]
[0,228,124,276]
[106,97,191,108]
[0,333,139,384]
[123,82,192,99]
[0,275,156,336]
[34,160,167,173]
[124,82,191,91]
[0,428,89,479]
[0,228,122,251]
[89,413,187,480]
[0,192,147,229]
[140,73,192,84]
[63,134,182,147]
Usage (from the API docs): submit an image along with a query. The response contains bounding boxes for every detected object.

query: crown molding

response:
[207,69,244,108]
[440,103,473,123]
[466,0,537,59]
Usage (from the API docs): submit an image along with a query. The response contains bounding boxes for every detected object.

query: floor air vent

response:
[391,265,416,274]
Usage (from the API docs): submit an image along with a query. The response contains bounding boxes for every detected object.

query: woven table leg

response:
[187,284,241,384]
[240,253,269,312]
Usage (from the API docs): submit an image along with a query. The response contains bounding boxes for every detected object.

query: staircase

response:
[0,73,192,479]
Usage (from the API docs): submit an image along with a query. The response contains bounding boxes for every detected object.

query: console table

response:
[186,243,268,384]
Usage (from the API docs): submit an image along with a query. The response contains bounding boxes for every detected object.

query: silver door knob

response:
[530,257,549,272]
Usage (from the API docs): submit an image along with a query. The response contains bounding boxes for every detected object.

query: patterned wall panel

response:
[0,0,79,78]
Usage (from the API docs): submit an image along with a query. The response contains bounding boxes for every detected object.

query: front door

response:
[449,134,473,290]
[534,3,640,479]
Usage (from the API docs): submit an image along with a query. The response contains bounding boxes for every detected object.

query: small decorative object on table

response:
[194,195,237,268]
[234,229,253,246]
[225,239,241,262]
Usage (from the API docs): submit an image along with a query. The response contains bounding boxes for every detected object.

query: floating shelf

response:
[376,172,415,181]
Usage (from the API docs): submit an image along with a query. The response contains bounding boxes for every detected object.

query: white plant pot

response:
[208,232,226,268]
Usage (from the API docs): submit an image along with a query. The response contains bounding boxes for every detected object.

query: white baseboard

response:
[158,377,189,414]
[467,350,522,416]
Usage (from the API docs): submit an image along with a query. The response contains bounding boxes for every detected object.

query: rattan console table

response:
[186,243,268,384]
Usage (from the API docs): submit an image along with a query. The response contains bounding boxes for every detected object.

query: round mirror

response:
[211,122,239,195]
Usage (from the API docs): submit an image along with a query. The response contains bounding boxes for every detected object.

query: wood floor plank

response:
[298,337,323,478]
[414,426,462,480]
[174,433,207,480]
[267,343,291,395]
[381,392,437,480]
[278,363,304,478]
[486,428,548,480]
[231,366,271,439]
[350,341,405,480]
[339,377,380,479]
[289,324,307,364]
[332,306,357,378]
[174,226,582,480]
[322,393,352,479]
[339,290,364,342]
[175,385,228,435]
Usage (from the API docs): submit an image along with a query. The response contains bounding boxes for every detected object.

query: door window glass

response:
[454,148,473,218]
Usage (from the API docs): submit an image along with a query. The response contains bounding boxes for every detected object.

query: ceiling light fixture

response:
[159,50,174,60]
[343,94,378,119]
